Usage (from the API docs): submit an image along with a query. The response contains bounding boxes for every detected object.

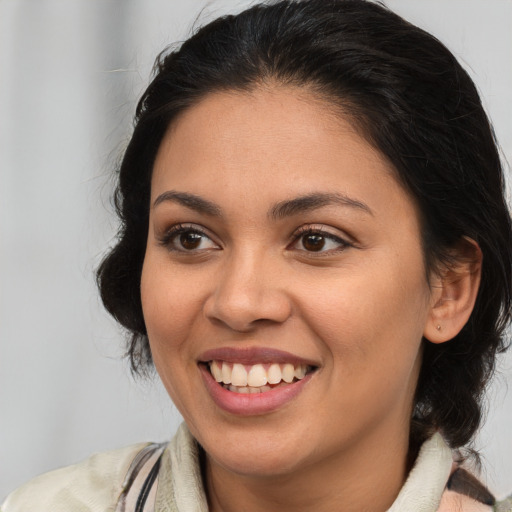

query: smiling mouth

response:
[206,361,316,394]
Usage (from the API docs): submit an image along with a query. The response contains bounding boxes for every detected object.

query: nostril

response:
[203,286,292,332]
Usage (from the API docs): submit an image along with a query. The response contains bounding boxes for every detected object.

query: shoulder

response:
[1,442,151,512]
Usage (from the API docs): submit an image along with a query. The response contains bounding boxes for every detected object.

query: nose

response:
[203,249,292,332]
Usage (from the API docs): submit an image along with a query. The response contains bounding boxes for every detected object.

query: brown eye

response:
[161,225,219,252]
[290,227,351,254]
[302,234,326,252]
[180,231,203,250]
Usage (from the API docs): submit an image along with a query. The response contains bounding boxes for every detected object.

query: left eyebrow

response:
[153,190,223,217]
[268,192,373,220]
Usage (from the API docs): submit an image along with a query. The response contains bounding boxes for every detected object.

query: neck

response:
[204,423,411,512]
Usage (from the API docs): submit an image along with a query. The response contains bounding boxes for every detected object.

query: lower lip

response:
[199,364,313,416]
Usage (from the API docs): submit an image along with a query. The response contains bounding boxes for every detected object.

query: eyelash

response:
[158,224,219,253]
[158,223,352,255]
[290,225,352,255]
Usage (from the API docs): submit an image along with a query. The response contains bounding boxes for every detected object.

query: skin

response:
[141,86,451,511]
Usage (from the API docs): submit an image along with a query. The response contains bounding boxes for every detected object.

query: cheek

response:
[140,256,205,408]
[299,269,428,428]
[140,260,198,384]
[296,257,430,368]
[141,254,205,341]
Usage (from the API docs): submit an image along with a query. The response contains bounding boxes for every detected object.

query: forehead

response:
[153,87,389,176]
[150,86,415,224]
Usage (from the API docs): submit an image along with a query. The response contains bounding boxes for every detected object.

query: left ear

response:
[424,237,482,344]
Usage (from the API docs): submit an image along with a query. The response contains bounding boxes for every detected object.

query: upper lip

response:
[198,346,319,367]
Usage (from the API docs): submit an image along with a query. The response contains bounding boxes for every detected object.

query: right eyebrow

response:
[268,192,373,220]
[152,190,223,217]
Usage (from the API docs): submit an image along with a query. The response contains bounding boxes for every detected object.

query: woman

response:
[3,0,511,510]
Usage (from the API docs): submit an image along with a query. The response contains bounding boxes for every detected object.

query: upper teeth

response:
[209,361,308,387]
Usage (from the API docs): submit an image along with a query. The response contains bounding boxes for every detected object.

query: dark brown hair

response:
[97,0,512,452]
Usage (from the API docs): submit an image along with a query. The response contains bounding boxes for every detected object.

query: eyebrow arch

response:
[153,190,372,220]
[269,192,373,220]
[153,190,223,217]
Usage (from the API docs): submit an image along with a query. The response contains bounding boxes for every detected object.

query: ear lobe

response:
[424,237,482,344]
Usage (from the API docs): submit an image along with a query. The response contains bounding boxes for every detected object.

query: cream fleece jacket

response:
[2,423,499,512]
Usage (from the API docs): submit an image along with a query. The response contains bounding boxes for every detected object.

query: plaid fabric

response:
[115,443,166,512]
[495,496,512,512]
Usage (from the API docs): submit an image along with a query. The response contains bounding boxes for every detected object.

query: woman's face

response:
[141,86,436,477]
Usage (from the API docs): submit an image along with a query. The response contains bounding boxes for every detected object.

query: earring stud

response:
[436,324,441,331]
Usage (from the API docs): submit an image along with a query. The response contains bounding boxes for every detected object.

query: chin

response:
[210,446,306,478]
[197,422,316,477]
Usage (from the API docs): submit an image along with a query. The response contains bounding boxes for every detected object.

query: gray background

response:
[1,0,511,500]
